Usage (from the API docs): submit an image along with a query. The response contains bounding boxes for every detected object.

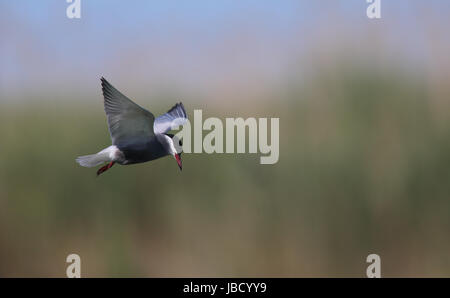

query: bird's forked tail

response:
[76,146,119,176]
[76,146,116,168]
[76,153,109,168]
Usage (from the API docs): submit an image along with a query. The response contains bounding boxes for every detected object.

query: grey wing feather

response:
[101,77,155,144]
[153,102,188,134]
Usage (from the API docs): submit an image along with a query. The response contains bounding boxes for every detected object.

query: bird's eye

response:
[179,140,183,146]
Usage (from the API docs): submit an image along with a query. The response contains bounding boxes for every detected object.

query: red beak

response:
[175,154,182,171]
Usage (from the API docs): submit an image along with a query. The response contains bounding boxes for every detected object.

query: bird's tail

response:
[76,150,111,168]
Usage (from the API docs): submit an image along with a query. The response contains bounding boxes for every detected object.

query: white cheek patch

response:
[169,141,178,155]
[156,134,178,156]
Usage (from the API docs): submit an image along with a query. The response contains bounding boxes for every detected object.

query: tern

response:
[76,77,187,176]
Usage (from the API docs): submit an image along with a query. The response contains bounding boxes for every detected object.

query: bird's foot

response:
[97,161,115,176]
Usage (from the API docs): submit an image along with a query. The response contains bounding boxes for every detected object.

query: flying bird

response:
[76,77,187,176]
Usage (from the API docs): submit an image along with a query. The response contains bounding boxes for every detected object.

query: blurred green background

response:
[1,1,450,277]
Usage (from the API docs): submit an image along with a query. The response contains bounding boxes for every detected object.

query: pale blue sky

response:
[1,1,449,100]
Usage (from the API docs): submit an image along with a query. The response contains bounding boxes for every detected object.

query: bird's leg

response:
[97,161,115,176]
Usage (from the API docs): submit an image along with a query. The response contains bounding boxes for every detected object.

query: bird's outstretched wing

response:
[153,102,188,134]
[101,77,155,145]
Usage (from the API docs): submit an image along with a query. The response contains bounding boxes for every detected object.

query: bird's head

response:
[162,133,183,171]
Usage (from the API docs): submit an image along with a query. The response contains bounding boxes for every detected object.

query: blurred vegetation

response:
[1,64,450,277]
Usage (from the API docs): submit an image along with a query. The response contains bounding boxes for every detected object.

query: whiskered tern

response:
[76,77,187,175]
